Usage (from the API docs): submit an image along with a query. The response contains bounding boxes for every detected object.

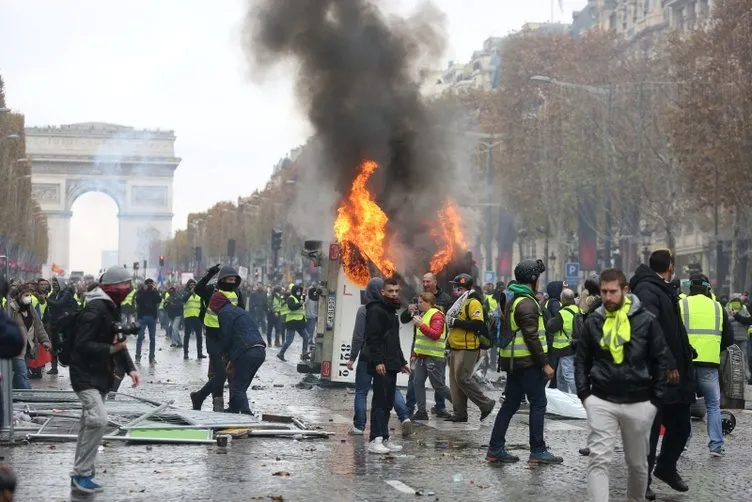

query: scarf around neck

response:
[601,296,632,364]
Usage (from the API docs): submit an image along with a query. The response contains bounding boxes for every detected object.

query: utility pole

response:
[603,84,614,271]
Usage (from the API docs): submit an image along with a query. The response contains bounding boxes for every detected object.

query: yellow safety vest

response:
[413,308,447,358]
[679,295,723,365]
[272,295,282,314]
[184,293,201,318]
[553,305,581,349]
[500,296,548,358]
[203,290,238,328]
[485,294,498,313]
[122,289,135,306]
[1,297,6,309]
[285,295,305,323]
[160,291,170,309]
[278,295,290,322]
[448,297,484,350]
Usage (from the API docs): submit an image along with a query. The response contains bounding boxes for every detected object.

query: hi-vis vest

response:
[553,305,581,350]
[278,295,290,323]
[160,291,169,310]
[285,295,305,323]
[203,290,238,328]
[184,293,201,318]
[485,294,498,313]
[122,289,135,306]
[413,307,447,358]
[272,295,282,314]
[679,295,723,365]
[500,296,548,358]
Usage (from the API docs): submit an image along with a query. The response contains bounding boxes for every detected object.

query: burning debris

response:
[246,0,471,283]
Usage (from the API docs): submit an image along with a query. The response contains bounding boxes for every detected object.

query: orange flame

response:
[334,160,396,287]
[430,198,466,275]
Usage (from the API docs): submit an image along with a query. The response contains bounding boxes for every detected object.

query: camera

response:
[113,322,140,343]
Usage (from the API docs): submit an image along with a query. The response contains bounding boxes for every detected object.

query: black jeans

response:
[648,403,691,477]
[228,347,266,414]
[197,331,227,400]
[183,317,203,357]
[369,370,397,442]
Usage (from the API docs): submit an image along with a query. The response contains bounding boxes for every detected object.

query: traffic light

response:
[143,260,147,270]
[159,255,165,267]
[133,261,139,270]
[195,247,202,262]
[271,228,283,251]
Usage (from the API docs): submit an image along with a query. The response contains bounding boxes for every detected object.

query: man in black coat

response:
[69,267,140,494]
[364,277,410,454]
[629,250,693,498]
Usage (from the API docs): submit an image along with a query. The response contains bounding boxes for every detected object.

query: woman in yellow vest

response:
[409,292,453,421]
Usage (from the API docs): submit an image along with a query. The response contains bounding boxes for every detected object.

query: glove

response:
[208,263,221,275]
[446,316,456,328]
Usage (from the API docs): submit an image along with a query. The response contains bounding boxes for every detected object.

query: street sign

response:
[484,270,496,284]
[565,262,580,284]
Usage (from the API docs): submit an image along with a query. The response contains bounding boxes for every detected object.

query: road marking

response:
[385,480,416,494]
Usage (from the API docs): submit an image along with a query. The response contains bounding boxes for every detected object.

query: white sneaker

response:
[368,437,390,454]
[349,426,365,435]
[382,439,403,452]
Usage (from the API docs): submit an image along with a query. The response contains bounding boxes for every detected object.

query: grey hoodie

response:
[348,278,383,363]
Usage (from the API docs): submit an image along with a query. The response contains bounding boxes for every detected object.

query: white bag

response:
[545,388,587,419]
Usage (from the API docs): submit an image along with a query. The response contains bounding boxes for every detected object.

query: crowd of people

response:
[1,247,750,498]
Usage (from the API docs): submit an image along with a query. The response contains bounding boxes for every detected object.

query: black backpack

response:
[55,308,84,367]
[463,297,495,349]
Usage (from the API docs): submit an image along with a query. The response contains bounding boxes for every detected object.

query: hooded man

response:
[69,266,140,494]
[576,268,670,502]
[44,278,78,375]
[190,264,244,412]
[209,291,266,415]
[364,277,410,454]
[629,250,690,498]
[347,277,412,437]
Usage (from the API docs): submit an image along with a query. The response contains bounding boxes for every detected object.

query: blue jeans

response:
[353,360,408,430]
[306,317,317,344]
[228,347,266,414]
[489,366,548,452]
[280,324,309,356]
[696,366,723,451]
[556,355,577,394]
[171,316,183,345]
[136,316,157,360]
[406,369,446,412]
[12,359,31,390]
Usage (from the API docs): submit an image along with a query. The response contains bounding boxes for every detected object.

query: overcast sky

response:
[0,0,585,273]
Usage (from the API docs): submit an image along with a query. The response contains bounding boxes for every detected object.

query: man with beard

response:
[629,250,691,499]
[576,269,670,501]
[364,277,410,454]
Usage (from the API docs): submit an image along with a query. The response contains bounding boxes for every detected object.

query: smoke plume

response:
[245,0,454,270]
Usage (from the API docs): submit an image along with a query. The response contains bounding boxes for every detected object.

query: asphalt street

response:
[4,330,752,501]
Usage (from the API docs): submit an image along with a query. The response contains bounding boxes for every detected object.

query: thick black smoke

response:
[245,0,451,254]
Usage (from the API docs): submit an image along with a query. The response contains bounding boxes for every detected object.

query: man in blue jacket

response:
[208,291,266,415]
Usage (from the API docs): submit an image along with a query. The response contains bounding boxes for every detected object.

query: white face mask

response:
[21,295,32,306]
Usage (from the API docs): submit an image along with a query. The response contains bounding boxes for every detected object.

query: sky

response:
[0,0,586,274]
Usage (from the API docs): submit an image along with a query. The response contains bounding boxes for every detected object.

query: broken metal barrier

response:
[12,389,333,445]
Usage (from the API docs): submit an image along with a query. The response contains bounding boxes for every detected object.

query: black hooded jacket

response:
[364,296,407,372]
[629,264,694,404]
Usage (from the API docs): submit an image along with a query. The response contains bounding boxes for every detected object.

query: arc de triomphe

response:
[26,122,180,274]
